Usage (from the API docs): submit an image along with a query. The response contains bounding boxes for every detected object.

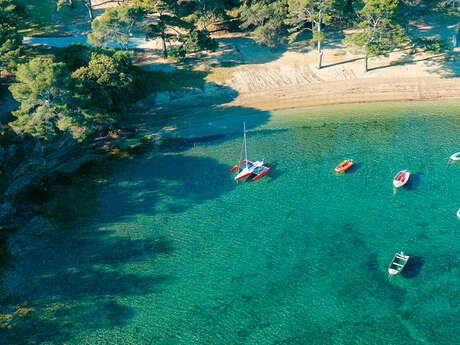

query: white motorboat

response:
[393,170,410,188]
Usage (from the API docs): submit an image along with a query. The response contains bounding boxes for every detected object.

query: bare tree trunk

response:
[69,0,74,8]
[454,22,460,48]
[161,31,167,59]
[85,1,93,21]
[316,22,322,69]
[317,40,323,69]
[364,55,368,72]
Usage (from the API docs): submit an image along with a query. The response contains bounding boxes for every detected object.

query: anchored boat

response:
[388,252,410,277]
[335,159,354,173]
[393,170,410,188]
[450,152,460,161]
[230,122,271,181]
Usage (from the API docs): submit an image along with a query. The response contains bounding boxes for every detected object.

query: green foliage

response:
[332,0,357,25]
[0,0,21,72]
[180,29,218,53]
[138,0,190,57]
[8,49,142,141]
[72,53,134,115]
[88,4,144,50]
[54,43,90,71]
[345,0,408,58]
[286,0,335,43]
[412,37,449,54]
[239,0,289,47]
[0,24,21,72]
[8,58,78,140]
[188,0,240,29]
[167,47,186,61]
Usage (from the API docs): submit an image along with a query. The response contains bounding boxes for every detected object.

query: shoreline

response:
[224,76,460,112]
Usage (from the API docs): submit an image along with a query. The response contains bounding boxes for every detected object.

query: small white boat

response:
[393,170,410,188]
[457,209,460,218]
[450,152,460,160]
[388,252,410,277]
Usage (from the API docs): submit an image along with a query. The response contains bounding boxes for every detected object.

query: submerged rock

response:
[53,153,102,176]
[22,216,55,236]
[0,202,16,225]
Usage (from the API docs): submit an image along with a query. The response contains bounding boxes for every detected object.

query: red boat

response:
[393,170,410,188]
[335,159,354,173]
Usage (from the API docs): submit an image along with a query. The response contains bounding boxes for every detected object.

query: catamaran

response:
[230,122,271,181]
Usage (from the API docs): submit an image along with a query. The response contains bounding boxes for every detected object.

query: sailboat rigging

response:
[230,122,271,181]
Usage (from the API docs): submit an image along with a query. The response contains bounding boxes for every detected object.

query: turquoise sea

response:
[1,101,459,344]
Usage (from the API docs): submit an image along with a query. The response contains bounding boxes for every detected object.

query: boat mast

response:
[244,122,248,168]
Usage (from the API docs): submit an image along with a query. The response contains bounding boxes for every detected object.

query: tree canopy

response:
[8,58,77,140]
[88,4,144,50]
[239,0,289,48]
[72,52,135,115]
[287,0,335,68]
[9,49,140,141]
[345,0,407,71]
[0,0,21,73]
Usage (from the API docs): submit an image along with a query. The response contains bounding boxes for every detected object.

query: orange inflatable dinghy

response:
[335,159,354,173]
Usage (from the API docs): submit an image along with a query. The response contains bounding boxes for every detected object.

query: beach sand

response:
[198,15,460,112]
[215,38,460,111]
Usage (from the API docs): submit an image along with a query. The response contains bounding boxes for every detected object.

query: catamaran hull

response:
[235,171,253,180]
[252,167,271,180]
[230,160,248,172]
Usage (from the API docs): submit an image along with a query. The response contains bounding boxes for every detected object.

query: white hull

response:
[450,152,460,160]
[393,170,410,188]
[388,252,410,276]
[234,160,265,180]
[235,167,254,180]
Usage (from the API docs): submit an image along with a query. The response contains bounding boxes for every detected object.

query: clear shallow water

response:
[2,101,460,344]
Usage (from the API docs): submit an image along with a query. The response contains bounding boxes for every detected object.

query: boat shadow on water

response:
[406,172,422,191]
[346,162,361,174]
[265,161,283,183]
[401,256,424,278]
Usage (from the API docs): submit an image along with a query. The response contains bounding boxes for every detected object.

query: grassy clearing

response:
[17,0,88,36]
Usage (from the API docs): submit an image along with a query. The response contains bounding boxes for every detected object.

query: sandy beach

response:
[210,35,460,111]
[176,14,460,113]
[228,75,460,111]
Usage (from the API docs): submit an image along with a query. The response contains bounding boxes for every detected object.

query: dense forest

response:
[0,0,459,225]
